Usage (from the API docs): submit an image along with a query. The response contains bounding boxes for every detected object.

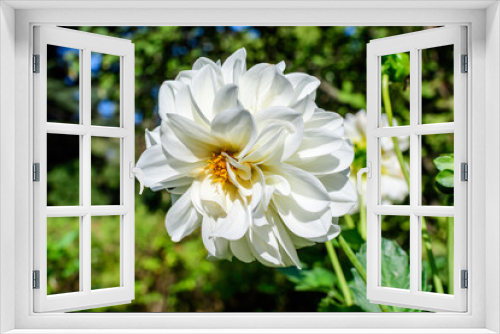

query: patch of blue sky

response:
[56,46,79,57]
[135,111,144,125]
[344,26,357,37]
[91,52,103,72]
[97,99,116,120]
[172,45,189,57]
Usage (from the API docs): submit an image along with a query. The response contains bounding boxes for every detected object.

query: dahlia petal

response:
[248,167,265,212]
[238,63,269,110]
[193,57,220,71]
[266,208,301,268]
[264,174,291,196]
[248,214,282,266]
[212,195,250,240]
[211,108,257,156]
[318,171,358,217]
[273,194,333,239]
[230,237,255,263]
[289,95,316,122]
[191,66,219,121]
[285,72,320,102]
[255,107,304,161]
[199,176,227,217]
[305,110,344,134]
[163,114,219,162]
[145,126,160,148]
[165,187,202,242]
[158,81,182,120]
[212,84,241,117]
[221,48,246,85]
[175,70,196,85]
[202,216,232,260]
[239,125,285,164]
[136,143,195,190]
[294,130,344,159]
[287,140,354,175]
[270,163,331,213]
[307,218,341,243]
[258,67,294,110]
[174,85,210,128]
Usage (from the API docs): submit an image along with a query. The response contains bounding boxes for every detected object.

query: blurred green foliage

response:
[45,26,455,312]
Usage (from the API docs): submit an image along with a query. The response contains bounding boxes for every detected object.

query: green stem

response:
[338,235,366,283]
[447,216,454,294]
[338,235,390,312]
[381,74,410,186]
[344,214,356,230]
[359,191,367,241]
[325,241,353,307]
[422,217,445,294]
[382,73,444,295]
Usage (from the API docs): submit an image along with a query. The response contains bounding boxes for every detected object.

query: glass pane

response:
[380,136,410,205]
[421,133,454,206]
[47,45,80,124]
[421,216,453,295]
[421,45,454,124]
[380,215,410,290]
[91,137,121,206]
[47,134,80,206]
[47,217,80,294]
[91,215,121,289]
[91,52,121,127]
[381,52,410,126]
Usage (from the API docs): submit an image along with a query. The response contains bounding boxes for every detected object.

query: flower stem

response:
[326,241,353,307]
[382,73,444,295]
[421,217,445,294]
[343,214,356,230]
[339,235,366,283]
[359,191,367,241]
[338,235,391,312]
[381,74,410,186]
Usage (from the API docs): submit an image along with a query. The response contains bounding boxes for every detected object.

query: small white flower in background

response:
[344,110,409,212]
[136,48,356,267]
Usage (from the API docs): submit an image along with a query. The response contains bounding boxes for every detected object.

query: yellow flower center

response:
[205,151,233,185]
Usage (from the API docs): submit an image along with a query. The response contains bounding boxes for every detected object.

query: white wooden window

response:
[33,26,136,312]
[3,4,495,331]
[364,26,467,312]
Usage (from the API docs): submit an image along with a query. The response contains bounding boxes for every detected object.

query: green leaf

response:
[436,169,454,193]
[349,268,382,312]
[380,238,410,290]
[349,239,423,312]
[280,267,336,293]
[381,53,410,82]
[433,155,454,171]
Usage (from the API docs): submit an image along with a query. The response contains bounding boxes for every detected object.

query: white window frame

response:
[33,26,136,313]
[365,26,468,312]
[0,1,499,333]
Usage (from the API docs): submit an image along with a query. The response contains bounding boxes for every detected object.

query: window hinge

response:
[461,162,468,181]
[33,54,40,73]
[33,270,40,289]
[33,163,40,182]
[461,54,468,73]
[461,270,468,289]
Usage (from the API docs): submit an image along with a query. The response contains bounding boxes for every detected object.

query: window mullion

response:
[409,47,420,295]
[82,48,92,294]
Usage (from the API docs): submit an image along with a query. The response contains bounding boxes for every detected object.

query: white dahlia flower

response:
[344,109,409,211]
[136,48,356,267]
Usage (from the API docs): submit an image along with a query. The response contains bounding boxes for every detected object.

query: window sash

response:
[33,25,135,313]
[366,26,468,312]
